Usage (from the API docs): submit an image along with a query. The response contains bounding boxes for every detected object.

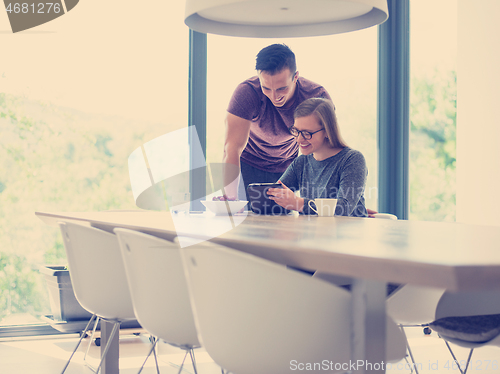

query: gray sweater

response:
[279,147,368,217]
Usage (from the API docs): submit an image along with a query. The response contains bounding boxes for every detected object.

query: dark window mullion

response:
[188,30,207,211]
[377,0,410,219]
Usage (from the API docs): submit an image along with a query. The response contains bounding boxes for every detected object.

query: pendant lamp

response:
[185,0,388,37]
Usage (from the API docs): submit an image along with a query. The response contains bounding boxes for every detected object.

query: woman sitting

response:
[267,97,367,217]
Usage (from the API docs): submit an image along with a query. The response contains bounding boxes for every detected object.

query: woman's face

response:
[293,114,330,156]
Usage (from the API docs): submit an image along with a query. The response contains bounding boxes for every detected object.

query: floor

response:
[0,326,498,373]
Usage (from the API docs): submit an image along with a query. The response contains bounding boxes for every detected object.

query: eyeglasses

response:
[289,126,324,140]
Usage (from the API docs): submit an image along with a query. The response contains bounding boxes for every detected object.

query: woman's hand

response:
[267,181,304,212]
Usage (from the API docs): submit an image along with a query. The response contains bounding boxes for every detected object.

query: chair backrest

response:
[114,228,200,348]
[435,290,500,319]
[58,221,135,320]
[181,240,351,374]
[180,240,406,374]
[387,284,445,325]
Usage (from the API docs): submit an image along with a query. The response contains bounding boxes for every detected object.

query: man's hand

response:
[367,208,378,218]
[267,181,304,212]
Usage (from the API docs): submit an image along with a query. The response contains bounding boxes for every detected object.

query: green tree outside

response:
[410,70,456,222]
[0,92,175,323]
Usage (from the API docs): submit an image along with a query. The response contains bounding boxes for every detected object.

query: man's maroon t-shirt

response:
[227,76,332,173]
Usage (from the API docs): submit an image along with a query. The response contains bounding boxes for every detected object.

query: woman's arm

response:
[334,151,367,216]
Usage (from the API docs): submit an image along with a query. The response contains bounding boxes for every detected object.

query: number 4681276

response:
[5,3,62,14]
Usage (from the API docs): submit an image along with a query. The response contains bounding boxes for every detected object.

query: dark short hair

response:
[294,98,348,149]
[255,44,296,76]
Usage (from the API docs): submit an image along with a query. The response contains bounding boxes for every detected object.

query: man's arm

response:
[222,112,251,199]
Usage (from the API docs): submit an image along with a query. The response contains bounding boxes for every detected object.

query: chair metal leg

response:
[463,348,474,374]
[94,322,120,374]
[60,314,97,374]
[84,316,100,367]
[189,349,198,374]
[152,336,160,374]
[177,349,189,374]
[399,325,420,374]
[137,336,159,374]
[443,340,474,374]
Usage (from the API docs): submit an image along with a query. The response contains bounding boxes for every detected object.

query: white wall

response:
[456,0,500,226]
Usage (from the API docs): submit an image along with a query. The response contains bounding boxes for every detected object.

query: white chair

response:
[180,239,407,374]
[429,290,500,374]
[58,221,137,374]
[386,284,446,373]
[114,228,202,374]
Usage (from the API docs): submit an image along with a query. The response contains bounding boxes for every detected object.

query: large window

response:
[0,2,188,329]
[206,30,379,209]
[1,0,458,333]
[409,0,457,221]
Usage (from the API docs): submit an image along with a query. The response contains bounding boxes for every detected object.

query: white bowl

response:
[201,200,248,215]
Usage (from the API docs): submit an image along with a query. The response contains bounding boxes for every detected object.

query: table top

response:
[35,210,500,292]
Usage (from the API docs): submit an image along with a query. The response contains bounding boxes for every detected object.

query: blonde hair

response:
[294,98,347,148]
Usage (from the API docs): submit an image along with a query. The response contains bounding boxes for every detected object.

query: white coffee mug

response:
[308,198,338,217]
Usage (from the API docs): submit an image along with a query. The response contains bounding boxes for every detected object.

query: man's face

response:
[258,68,298,108]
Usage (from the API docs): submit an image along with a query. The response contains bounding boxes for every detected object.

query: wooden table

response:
[36,210,500,373]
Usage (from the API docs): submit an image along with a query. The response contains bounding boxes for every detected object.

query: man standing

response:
[222,44,332,200]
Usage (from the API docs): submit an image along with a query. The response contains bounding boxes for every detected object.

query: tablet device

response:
[246,183,292,215]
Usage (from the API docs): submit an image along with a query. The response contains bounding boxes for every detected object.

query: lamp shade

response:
[185,0,388,38]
